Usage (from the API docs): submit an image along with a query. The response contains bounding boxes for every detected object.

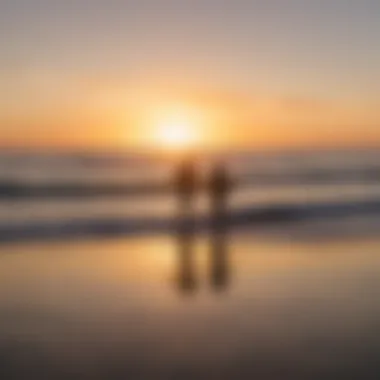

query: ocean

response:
[1,148,380,235]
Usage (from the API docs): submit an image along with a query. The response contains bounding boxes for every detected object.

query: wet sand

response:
[0,232,380,379]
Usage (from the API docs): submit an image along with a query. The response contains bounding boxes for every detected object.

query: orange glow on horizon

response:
[2,80,380,151]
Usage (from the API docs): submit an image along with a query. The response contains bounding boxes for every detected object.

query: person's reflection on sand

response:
[209,162,231,292]
[175,223,198,295]
[209,216,230,292]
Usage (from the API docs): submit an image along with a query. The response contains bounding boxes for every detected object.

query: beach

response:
[1,228,380,379]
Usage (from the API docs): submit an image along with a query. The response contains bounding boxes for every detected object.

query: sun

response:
[157,120,196,148]
[153,107,201,149]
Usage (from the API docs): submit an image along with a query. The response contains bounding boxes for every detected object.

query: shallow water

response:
[2,182,380,226]
[1,230,380,379]
[2,149,380,225]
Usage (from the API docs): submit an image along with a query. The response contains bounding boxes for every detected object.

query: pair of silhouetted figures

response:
[174,160,231,294]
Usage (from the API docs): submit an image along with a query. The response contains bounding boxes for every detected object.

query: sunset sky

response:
[1,0,380,150]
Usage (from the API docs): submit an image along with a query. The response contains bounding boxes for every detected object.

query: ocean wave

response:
[1,197,380,244]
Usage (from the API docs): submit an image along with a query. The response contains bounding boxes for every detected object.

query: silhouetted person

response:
[175,159,197,210]
[209,162,231,230]
[175,158,198,235]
